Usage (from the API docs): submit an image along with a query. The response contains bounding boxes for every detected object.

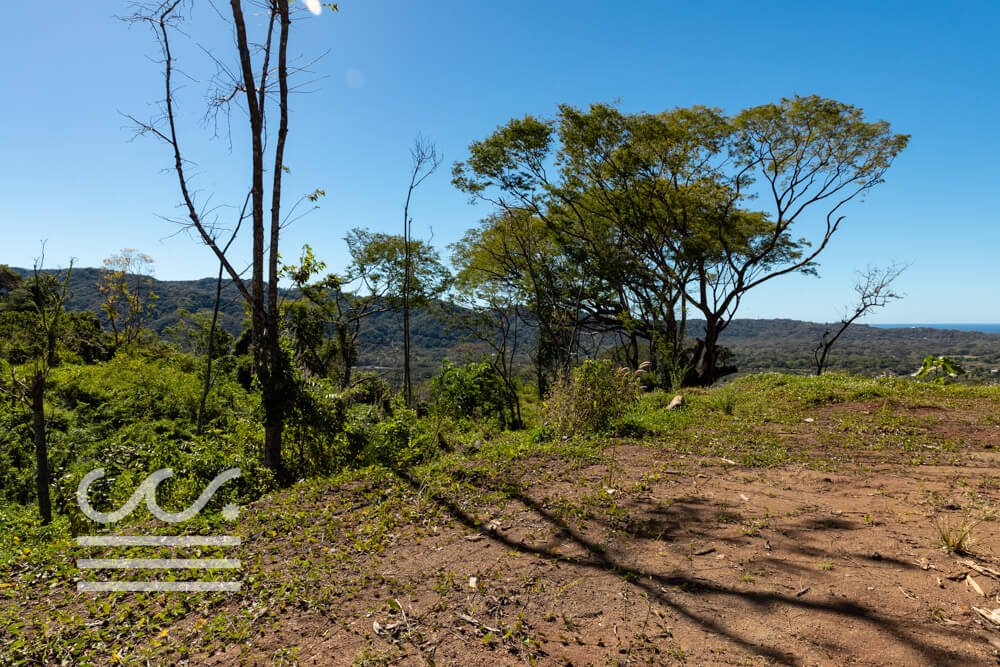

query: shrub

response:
[344,372,392,408]
[542,359,642,436]
[913,355,966,384]
[430,361,513,426]
[347,398,436,468]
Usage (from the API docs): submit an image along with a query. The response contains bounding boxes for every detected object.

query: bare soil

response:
[188,398,1000,666]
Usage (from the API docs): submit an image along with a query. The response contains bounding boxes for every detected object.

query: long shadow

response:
[392,467,978,666]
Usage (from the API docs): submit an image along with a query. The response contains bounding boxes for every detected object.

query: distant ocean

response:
[872,323,1000,335]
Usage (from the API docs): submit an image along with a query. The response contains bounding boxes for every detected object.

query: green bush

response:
[347,398,436,468]
[542,359,642,436]
[344,371,392,408]
[284,376,349,477]
[430,361,513,426]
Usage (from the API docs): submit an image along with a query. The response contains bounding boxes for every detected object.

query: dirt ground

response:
[184,398,1000,666]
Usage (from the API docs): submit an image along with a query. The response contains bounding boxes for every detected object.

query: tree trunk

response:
[402,218,412,406]
[31,372,51,525]
[692,317,737,386]
[535,348,548,399]
[260,317,286,480]
[337,325,353,390]
[815,347,830,376]
[197,260,226,435]
[627,330,640,370]
[693,319,721,387]
[403,287,411,405]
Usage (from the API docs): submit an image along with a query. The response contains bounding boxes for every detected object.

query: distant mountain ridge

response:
[8,267,1000,379]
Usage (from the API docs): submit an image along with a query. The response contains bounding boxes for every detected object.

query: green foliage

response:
[345,228,451,307]
[98,249,158,350]
[455,96,909,386]
[283,376,350,477]
[347,399,437,468]
[913,355,966,384]
[0,352,267,519]
[709,383,740,415]
[163,308,234,360]
[344,372,393,407]
[430,360,510,425]
[542,359,642,436]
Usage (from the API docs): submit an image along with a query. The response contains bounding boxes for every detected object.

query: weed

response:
[934,513,980,554]
[709,384,739,415]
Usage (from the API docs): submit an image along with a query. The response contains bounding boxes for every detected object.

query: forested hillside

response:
[14,266,1000,381]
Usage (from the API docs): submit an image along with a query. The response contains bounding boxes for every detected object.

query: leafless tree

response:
[402,136,441,406]
[815,264,906,375]
[126,0,324,479]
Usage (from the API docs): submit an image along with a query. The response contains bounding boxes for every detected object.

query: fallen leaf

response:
[972,606,1000,626]
[968,575,986,597]
[958,559,1000,580]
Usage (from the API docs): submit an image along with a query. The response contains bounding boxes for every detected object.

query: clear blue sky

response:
[2,1,998,323]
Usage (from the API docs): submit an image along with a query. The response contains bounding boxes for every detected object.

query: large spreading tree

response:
[454,96,908,386]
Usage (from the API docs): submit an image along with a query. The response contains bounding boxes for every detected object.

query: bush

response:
[542,359,642,436]
[284,376,349,477]
[430,361,513,427]
[347,398,436,468]
[344,372,392,408]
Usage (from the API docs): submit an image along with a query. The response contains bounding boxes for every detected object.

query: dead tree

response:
[401,137,440,406]
[127,1,327,479]
[815,264,906,375]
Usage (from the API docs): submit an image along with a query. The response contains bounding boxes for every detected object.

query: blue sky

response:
[2,1,998,323]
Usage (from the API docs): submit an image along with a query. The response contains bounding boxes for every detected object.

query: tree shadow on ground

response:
[392,466,980,666]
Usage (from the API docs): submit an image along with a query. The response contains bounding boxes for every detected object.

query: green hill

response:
[9,267,1000,379]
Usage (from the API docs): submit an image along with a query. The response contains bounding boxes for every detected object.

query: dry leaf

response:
[968,575,986,597]
[972,606,1000,626]
[958,559,1000,580]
